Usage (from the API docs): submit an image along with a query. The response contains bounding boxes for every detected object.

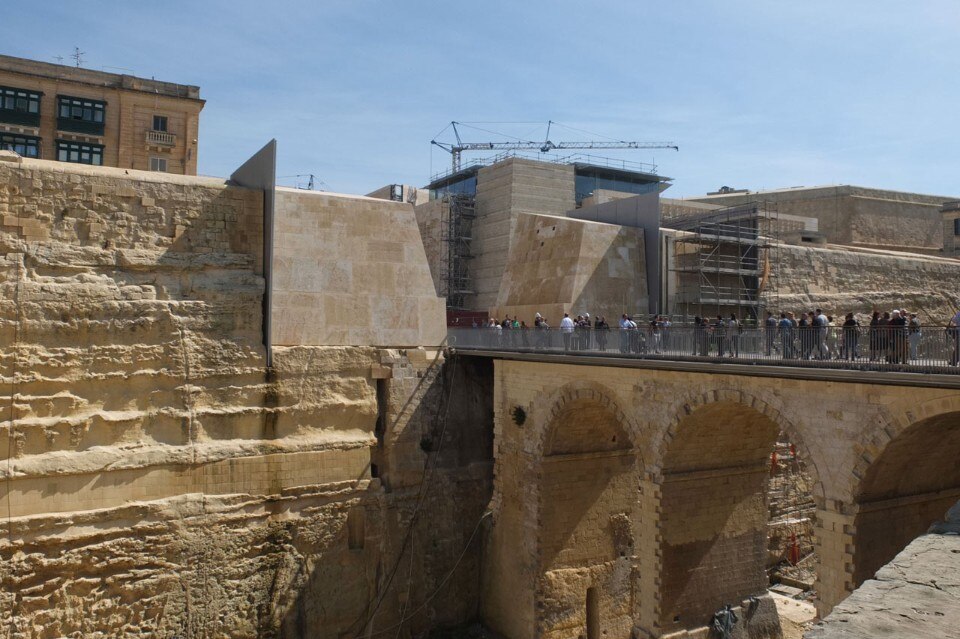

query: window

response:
[152,115,168,132]
[56,95,106,135]
[150,157,167,172]
[955,218,960,236]
[0,133,40,158]
[56,140,103,165]
[0,86,42,126]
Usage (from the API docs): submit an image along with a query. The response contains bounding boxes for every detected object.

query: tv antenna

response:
[53,55,65,65]
[71,47,86,68]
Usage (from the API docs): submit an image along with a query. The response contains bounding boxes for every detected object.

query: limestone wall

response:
[471,158,575,311]
[0,157,492,638]
[770,242,960,322]
[413,197,444,296]
[271,188,446,347]
[490,212,647,324]
[690,185,956,252]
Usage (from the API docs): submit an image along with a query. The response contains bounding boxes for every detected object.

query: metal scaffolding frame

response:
[669,201,780,323]
[439,193,476,309]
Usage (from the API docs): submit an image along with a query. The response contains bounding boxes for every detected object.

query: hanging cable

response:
[348,350,460,637]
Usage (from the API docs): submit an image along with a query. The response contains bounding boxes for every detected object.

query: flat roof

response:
[0,54,202,102]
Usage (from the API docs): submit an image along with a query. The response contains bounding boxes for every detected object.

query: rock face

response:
[0,157,491,638]
[804,502,960,639]
[771,242,960,324]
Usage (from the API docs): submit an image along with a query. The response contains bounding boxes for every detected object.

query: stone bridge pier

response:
[475,356,960,639]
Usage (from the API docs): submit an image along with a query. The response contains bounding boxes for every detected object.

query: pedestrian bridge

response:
[448,328,960,639]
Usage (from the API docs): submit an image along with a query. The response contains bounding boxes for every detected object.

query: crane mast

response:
[431,121,678,173]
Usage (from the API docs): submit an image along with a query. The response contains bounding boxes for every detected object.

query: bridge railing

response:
[447,325,960,374]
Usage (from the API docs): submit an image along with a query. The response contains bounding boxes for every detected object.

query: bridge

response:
[448,327,960,639]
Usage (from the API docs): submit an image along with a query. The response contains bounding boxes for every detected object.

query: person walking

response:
[890,310,908,365]
[618,314,630,354]
[878,311,892,362]
[949,307,960,366]
[868,311,881,361]
[841,313,860,360]
[779,312,795,359]
[712,315,726,357]
[815,308,830,359]
[728,313,741,357]
[908,312,922,361]
[595,315,609,351]
[764,311,777,357]
[560,313,575,350]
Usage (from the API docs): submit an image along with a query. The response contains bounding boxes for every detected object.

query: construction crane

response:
[431,121,679,173]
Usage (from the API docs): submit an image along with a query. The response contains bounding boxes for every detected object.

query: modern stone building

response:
[687,184,957,254]
[402,156,960,326]
[0,54,203,174]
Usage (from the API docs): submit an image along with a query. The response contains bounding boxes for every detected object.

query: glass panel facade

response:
[575,168,660,204]
[56,140,103,166]
[0,133,40,158]
[430,175,477,200]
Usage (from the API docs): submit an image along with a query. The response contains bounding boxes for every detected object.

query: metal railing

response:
[448,326,960,375]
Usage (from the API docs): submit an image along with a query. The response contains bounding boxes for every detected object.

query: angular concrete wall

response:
[271,188,446,347]
[471,158,575,311]
[491,212,646,324]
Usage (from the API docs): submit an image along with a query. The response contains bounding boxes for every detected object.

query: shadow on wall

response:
[852,410,960,587]
[278,355,495,639]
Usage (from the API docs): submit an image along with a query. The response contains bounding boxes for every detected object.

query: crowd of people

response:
[467,306,960,367]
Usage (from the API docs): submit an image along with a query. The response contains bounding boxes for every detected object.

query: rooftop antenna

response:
[71,47,86,68]
[53,55,65,64]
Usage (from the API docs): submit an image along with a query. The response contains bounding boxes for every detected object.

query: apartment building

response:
[0,54,203,174]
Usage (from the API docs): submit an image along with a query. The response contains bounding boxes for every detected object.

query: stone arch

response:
[849,394,960,587]
[530,380,642,461]
[653,389,821,635]
[656,388,823,501]
[532,382,642,639]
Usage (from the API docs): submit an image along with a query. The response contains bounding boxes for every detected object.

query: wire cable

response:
[366,510,492,638]
[349,350,459,637]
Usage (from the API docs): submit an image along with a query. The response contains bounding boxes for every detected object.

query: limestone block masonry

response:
[482,357,960,637]
[271,187,446,347]
[0,156,488,638]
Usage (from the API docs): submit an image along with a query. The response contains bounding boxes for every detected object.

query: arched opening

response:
[767,438,817,591]
[658,401,789,634]
[853,410,960,586]
[537,397,638,639]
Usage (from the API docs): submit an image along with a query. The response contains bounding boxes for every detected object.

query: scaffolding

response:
[669,201,781,323]
[439,193,476,309]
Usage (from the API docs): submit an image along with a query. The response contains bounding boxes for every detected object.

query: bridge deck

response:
[448,327,960,389]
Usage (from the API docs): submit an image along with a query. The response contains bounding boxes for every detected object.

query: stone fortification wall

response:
[0,156,491,638]
[491,212,646,325]
[691,185,955,252]
[769,242,960,322]
[271,188,445,347]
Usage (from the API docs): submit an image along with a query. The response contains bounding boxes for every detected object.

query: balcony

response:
[146,130,176,147]
[0,109,40,128]
[57,117,105,136]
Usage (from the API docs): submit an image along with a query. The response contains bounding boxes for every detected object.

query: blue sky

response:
[6,1,959,197]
